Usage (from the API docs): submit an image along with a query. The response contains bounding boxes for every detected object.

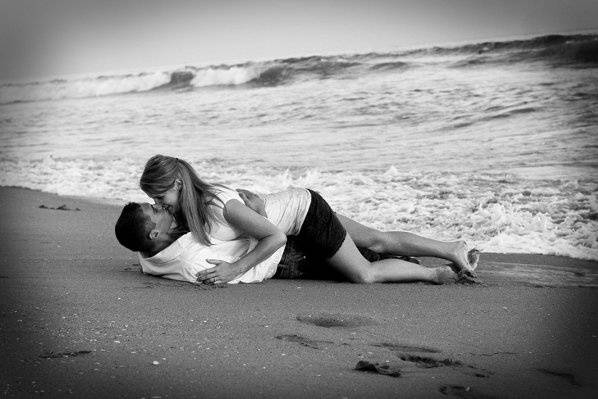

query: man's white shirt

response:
[138,233,284,284]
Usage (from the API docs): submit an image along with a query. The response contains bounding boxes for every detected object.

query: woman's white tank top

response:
[207,187,311,241]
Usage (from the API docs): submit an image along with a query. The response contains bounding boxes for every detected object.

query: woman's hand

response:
[196,259,242,284]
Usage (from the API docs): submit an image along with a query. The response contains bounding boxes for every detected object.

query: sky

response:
[1,0,597,81]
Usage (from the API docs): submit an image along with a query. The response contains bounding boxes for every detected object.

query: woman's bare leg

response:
[327,234,455,284]
[335,214,479,274]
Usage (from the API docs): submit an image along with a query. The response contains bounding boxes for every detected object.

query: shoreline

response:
[1,186,597,397]
[2,184,597,265]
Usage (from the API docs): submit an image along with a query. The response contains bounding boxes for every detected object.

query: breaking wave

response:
[1,33,596,104]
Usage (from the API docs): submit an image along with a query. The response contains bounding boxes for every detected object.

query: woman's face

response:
[149,182,180,214]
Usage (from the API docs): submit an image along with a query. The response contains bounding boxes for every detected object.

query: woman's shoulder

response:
[207,186,240,222]
[212,186,241,207]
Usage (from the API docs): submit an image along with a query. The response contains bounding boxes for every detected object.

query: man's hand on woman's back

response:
[237,189,267,218]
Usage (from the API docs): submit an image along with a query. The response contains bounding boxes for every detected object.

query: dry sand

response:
[1,187,596,398]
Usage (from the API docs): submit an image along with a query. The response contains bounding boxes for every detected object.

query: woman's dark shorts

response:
[295,189,347,259]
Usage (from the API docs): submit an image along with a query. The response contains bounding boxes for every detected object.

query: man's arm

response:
[237,189,267,218]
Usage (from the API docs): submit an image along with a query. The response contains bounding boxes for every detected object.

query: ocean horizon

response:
[1,33,597,260]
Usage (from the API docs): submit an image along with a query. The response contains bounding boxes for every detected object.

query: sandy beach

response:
[1,186,596,398]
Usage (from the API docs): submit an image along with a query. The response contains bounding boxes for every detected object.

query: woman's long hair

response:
[140,155,223,245]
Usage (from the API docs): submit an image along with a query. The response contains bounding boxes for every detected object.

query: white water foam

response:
[1,156,596,260]
[0,65,266,104]
[0,72,172,104]
[190,66,261,87]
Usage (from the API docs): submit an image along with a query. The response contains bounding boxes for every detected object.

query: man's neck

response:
[143,234,178,258]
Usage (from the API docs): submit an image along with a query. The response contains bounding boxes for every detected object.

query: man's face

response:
[140,203,174,235]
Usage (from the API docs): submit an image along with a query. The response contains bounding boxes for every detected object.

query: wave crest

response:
[2,33,596,104]
[0,72,171,105]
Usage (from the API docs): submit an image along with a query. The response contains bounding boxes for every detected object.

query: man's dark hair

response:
[115,202,154,252]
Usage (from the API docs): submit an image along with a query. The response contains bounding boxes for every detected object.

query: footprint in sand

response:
[537,368,581,387]
[296,312,377,328]
[395,353,493,378]
[371,342,441,353]
[354,360,402,377]
[39,204,81,211]
[439,385,497,398]
[275,334,333,350]
[397,353,463,368]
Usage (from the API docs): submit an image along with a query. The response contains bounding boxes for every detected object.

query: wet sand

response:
[1,187,597,398]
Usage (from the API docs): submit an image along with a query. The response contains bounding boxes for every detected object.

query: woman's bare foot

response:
[467,248,480,270]
[448,241,480,276]
[431,266,457,285]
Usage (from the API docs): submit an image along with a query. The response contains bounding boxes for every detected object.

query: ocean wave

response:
[1,33,596,104]
[284,57,361,76]
[369,61,410,71]
[533,39,598,66]
[482,106,539,121]
[190,66,262,87]
[160,70,195,88]
[447,34,598,68]
[448,104,540,129]
[0,71,172,105]
[248,65,290,86]
[437,34,593,55]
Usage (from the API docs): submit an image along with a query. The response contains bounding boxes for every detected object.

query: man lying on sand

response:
[115,194,281,284]
[115,189,477,285]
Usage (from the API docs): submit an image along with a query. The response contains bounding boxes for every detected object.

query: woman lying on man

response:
[116,155,479,285]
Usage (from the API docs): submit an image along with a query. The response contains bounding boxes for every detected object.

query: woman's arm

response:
[195,199,286,284]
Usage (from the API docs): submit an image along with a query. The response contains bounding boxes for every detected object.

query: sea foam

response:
[190,66,262,87]
[1,156,596,260]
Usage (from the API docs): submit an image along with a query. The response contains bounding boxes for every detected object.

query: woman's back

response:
[263,187,311,235]
[208,187,311,241]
